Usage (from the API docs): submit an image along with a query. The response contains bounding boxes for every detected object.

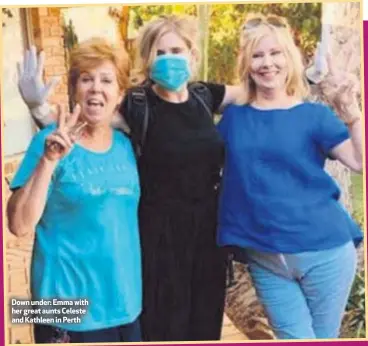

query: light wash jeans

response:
[235,241,357,339]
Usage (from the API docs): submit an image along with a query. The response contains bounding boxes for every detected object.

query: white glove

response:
[111,111,131,134]
[17,45,59,125]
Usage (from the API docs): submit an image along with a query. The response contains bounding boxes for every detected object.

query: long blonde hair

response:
[133,15,200,84]
[236,14,310,104]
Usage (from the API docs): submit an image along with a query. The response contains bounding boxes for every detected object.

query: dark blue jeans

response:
[34,318,142,343]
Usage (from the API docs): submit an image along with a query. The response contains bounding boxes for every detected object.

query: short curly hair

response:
[68,37,130,100]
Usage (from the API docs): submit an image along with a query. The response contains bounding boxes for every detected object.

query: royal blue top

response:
[11,125,142,331]
[217,102,363,253]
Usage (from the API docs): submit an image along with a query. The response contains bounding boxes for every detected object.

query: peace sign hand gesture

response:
[319,51,361,125]
[44,104,87,162]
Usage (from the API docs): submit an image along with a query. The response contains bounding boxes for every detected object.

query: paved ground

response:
[6,234,34,344]
[221,314,248,341]
[5,237,246,343]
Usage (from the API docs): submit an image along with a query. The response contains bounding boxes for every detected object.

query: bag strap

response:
[188,82,214,119]
[126,87,149,157]
[127,82,213,157]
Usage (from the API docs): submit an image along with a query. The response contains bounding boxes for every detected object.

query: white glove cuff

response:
[30,103,51,122]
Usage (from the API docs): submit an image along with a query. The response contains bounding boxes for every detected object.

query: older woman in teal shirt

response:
[7,38,142,343]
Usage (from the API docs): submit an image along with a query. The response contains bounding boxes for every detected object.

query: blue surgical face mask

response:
[150,54,191,91]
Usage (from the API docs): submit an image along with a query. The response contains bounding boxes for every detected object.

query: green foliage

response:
[130,5,196,28]
[63,19,79,52]
[341,269,366,338]
[129,3,321,84]
[351,173,364,229]
[208,3,321,84]
[2,8,13,27]
[341,173,365,339]
[62,18,78,111]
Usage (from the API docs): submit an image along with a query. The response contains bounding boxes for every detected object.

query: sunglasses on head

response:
[242,15,288,31]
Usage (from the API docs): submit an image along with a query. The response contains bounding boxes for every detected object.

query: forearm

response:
[220,84,245,110]
[30,103,55,129]
[347,117,363,172]
[7,156,57,236]
[111,112,131,133]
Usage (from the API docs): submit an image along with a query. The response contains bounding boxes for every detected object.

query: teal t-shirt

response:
[217,102,363,253]
[11,125,142,331]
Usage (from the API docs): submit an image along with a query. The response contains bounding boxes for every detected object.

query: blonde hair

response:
[134,15,200,83]
[68,37,130,99]
[237,14,310,104]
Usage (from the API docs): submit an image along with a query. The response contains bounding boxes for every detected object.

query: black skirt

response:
[138,192,227,342]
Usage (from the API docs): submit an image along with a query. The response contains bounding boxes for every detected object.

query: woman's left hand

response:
[44,104,86,162]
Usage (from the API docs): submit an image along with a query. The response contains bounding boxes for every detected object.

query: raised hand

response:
[44,104,87,162]
[17,45,60,109]
[319,51,361,124]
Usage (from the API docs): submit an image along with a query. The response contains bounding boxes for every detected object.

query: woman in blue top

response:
[7,38,142,343]
[217,14,363,340]
[15,14,360,342]
[16,16,247,342]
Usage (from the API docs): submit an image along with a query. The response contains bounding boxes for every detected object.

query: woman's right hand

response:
[44,104,86,162]
[17,45,59,109]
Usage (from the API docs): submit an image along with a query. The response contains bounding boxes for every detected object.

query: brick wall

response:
[5,7,68,344]
[30,7,69,111]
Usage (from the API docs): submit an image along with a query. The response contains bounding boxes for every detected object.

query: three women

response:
[11,12,363,342]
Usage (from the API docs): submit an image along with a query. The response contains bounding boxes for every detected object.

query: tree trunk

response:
[224,2,362,340]
[119,6,130,46]
[311,1,364,270]
[108,6,130,47]
[315,1,361,213]
[197,4,210,81]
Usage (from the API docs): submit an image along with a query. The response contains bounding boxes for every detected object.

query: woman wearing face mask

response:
[18,15,245,342]
[17,14,351,342]
[8,38,142,343]
[217,14,363,339]
[121,15,246,341]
